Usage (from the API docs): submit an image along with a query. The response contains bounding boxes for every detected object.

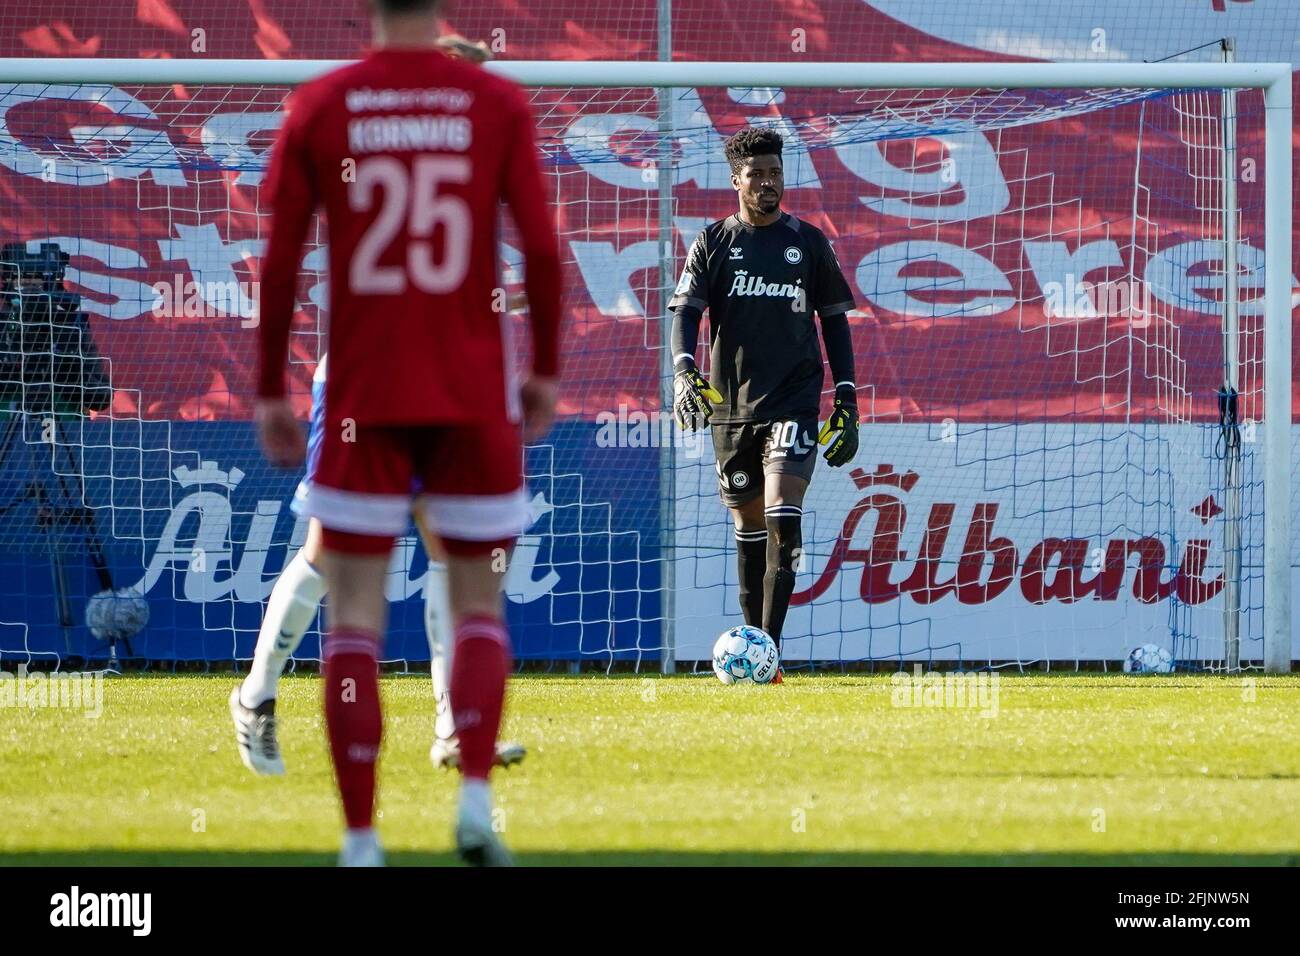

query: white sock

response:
[242,550,326,707]
[459,778,492,823]
[425,562,456,741]
[341,828,381,861]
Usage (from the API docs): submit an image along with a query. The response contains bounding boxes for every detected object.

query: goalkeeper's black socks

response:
[734,528,768,628]
[762,504,803,648]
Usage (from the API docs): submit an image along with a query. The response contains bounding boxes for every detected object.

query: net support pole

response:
[1262,73,1292,674]
[1220,38,1242,672]
[655,0,677,675]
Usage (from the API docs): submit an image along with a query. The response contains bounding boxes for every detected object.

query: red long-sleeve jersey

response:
[256,48,561,426]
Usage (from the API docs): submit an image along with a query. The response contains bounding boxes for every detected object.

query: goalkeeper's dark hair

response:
[723,127,784,174]
[372,0,445,14]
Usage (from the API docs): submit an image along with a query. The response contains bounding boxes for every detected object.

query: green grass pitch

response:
[2,673,1299,865]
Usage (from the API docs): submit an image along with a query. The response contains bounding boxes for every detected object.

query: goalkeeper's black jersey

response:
[668,212,855,425]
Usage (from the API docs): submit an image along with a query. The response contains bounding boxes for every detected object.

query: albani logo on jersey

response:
[728,270,805,304]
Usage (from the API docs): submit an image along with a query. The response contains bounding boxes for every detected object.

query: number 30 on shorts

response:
[769,420,813,456]
[774,421,799,448]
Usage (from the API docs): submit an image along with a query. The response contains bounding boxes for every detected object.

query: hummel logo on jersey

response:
[729,246,744,260]
[728,270,805,302]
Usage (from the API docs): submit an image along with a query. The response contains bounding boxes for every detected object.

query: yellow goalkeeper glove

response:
[673,363,723,431]
[817,385,859,467]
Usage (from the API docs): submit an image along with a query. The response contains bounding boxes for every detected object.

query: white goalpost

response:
[0,57,1290,672]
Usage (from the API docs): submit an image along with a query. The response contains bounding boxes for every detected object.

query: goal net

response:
[0,60,1290,671]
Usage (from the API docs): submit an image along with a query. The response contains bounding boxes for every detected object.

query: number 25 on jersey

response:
[347,155,472,295]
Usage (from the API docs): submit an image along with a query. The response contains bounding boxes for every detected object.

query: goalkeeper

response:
[671,127,859,676]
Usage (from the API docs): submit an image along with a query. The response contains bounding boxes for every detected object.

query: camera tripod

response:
[0,410,133,667]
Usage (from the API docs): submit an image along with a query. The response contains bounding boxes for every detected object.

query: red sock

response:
[450,615,511,781]
[323,629,382,830]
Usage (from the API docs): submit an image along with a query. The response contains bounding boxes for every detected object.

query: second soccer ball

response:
[712,625,780,685]
[1123,643,1175,674]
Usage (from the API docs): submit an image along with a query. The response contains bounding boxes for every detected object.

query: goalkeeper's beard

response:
[746,191,781,220]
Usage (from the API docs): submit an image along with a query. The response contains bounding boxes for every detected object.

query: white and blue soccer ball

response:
[712,625,780,685]
[86,587,150,641]
[1124,643,1175,674]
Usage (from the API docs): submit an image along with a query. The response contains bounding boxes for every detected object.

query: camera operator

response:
[0,242,112,417]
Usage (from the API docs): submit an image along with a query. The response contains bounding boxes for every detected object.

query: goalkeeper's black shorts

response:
[711,416,818,507]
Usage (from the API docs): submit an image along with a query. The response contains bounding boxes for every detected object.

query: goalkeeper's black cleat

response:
[673,363,723,431]
[229,686,286,776]
[818,385,860,467]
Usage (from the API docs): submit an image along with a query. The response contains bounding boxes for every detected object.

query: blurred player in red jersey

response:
[230,34,526,783]
[255,0,561,867]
